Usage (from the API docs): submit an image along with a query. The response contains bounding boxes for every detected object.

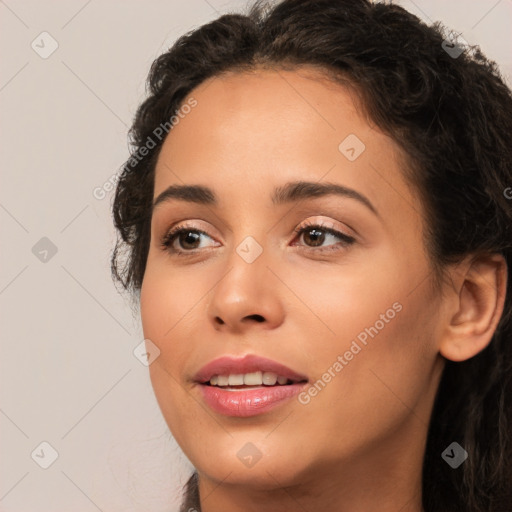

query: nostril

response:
[246,314,265,323]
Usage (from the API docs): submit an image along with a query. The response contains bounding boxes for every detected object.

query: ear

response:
[439,253,508,362]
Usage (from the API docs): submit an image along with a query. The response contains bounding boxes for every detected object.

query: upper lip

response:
[194,354,309,384]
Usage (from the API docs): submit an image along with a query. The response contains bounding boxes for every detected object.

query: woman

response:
[111,0,512,510]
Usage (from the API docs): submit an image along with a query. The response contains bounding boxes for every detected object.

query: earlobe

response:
[439,253,508,362]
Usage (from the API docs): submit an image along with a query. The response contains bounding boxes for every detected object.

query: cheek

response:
[282,252,408,365]
[140,256,202,345]
[140,265,203,447]
[308,275,440,432]
[139,263,195,396]
[292,249,440,417]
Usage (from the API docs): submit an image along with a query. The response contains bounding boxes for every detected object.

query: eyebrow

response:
[152,180,379,217]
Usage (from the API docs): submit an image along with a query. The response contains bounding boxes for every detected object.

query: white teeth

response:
[244,371,263,385]
[217,375,229,386]
[262,372,278,385]
[228,374,244,386]
[208,371,292,387]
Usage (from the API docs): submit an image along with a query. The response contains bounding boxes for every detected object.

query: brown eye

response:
[301,227,326,247]
[176,231,202,250]
[161,227,216,255]
[293,223,356,252]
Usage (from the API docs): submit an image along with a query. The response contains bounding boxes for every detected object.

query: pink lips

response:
[194,354,309,418]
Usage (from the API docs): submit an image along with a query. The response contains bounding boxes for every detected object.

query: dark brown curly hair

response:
[111,1,512,510]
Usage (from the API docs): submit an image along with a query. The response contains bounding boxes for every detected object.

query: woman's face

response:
[140,67,447,492]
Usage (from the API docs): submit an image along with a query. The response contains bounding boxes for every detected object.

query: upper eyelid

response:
[164,218,353,235]
[297,219,343,233]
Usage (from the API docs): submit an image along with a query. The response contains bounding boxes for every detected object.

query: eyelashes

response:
[160,220,356,257]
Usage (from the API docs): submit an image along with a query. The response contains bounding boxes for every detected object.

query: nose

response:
[207,250,285,334]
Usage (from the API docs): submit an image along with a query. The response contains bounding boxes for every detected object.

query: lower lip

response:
[198,382,307,417]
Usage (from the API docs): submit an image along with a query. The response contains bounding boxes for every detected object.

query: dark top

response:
[179,471,201,512]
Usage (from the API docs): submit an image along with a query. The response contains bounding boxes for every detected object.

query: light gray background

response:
[1,1,511,511]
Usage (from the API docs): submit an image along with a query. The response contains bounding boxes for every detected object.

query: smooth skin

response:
[139,66,507,512]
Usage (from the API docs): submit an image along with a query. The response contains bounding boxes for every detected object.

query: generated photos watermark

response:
[298,301,403,405]
[92,96,197,201]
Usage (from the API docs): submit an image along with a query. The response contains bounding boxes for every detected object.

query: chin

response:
[191,437,312,490]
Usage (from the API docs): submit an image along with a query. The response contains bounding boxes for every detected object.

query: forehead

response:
[167,66,367,147]
[153,66,417,219]
[189,66,360,117]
